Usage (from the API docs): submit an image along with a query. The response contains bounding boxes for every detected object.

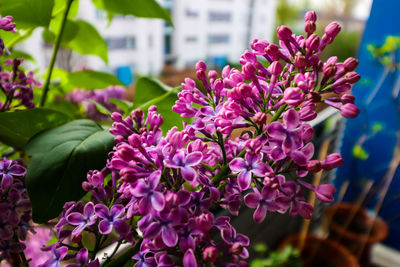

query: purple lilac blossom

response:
[43,11,361,266]
[66,86,126,120]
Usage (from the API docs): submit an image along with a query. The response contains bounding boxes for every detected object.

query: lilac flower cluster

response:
[0,157,32,261]
[42,11,360,266]
[0,16,40,111]
[66,86,126,120]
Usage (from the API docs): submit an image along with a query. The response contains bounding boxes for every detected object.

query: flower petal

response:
[253,204,267,223]
[229,158,247,173]
[162,225,178,247]
[244,193,260,208]
[83,202,95,218]
[94,204,109,219]
[181,166,197,182]
[67,213,85,225]
[151,191,165,211]
[183,249,197,267]
[138,196,152,214]
[114,219,130,236]
[110,204,125,219]
[237,171,252,191]
[283,109,299,129]
[185,151,203,166]
[98,220,112,235]
[267,122,286,140]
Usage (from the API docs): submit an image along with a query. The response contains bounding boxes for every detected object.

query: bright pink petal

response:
[151,191,165,211]
[230,158,247,173]
[185,151,203,166]
[267,122,286,140]
[253,204,267,223]
[284,109,299,129]
[98,220,112,235]
[183,249,197,267]
[162,226,178,247]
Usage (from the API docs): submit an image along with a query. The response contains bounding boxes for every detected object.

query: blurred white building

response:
[18,0,277,82]
[166,0,277,69]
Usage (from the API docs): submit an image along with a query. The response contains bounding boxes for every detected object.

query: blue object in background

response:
[211,56,227,70]
[116,66,133,86]
[335,0,400,249]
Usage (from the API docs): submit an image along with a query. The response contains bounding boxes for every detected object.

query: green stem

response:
[271,104,287,122]
[39,0,74,107]
[103,240,141,267]
[217,132,227,165]
[103,241,123,265]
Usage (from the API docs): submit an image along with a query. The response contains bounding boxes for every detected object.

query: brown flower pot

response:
[324,203,388,265]
[280,234,359,267]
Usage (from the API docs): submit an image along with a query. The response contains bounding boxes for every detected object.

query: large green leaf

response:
[26,119,115,222]
[67,20,108,63]
[66,70,123,90]
[0,108,72,149]
[0,0,54,28]
[134,77,186,132]
[96,0,172,25]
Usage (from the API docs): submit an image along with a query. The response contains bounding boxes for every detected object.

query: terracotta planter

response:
[324,203,388,265]
[280,234,359,267]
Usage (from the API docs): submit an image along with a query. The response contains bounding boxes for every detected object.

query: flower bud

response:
[345,72,361,84]
[304,21,316,35]
[196,69,207,81]
[321,153,344,170]
[128,134,142,148]
[340,94,355,104]
[253,112,267,126]
[324,22,341,39]
[304,11,317,23]
[111,112,123,122]
[195,60,207,71]
[307,54,319,66]
[268,61,282,76]
[315,184,336,203]
[238,83,253,98]
[208,70,218,81]
[203,246,219,262]
[295,55,306,69]
[306,34,320,51]
[307,160,322,172]
[340,103,360,118]
[242,62,257,79]
[265,43,281,59]
[323,63,337,78]
[333,83,351,94]
[284,87,304,106]
[277,26,293,41]
[251,39,269,55]
[344,57,359,72]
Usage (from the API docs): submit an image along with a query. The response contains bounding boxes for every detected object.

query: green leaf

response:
[352,145,369,160]
[0,0,54,28]
[26,119,115,222]
[85,100,111,116]
[96,0,173,25]
[109,98,132,115]
[43,19,79,45]
[134,77,187,132]
[0,108,72,149]
[67,20,108,63]
[66,70,123,90]
[5,50,35,62]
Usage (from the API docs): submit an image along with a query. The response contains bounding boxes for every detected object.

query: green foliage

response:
[352,145,369,160]
[94,0,173,25]
[85,100,111,116]
[4,50,35,62]
[0,0,54,28]
[0,108,72,149]
[250,245,302,267]
[67,19,108,63]
[26,119,114,223]
[109,98,133,115]
[134,77,188,132]
[66,70,123,90]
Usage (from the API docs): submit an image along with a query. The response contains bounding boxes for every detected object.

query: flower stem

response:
[271,104,287,122]
[39,0,74,107]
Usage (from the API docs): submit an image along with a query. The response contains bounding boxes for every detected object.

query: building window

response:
[208,11,231,22]
[106,37,136,50]
[185,9,199,17]
[208,34,230,44]
[185,36,198,43]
